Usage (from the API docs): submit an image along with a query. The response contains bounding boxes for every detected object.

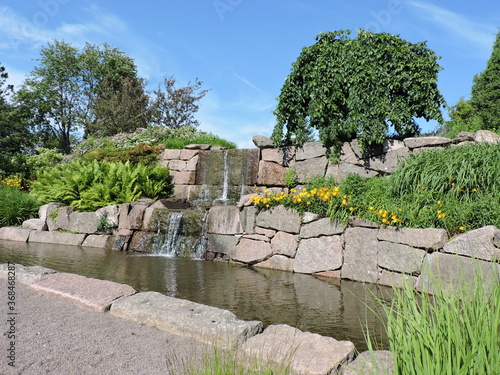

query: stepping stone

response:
[29,273,136,312]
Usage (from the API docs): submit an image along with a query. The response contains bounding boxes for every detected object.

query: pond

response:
[0,239,391,352]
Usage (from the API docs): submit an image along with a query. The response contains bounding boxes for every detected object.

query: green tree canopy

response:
[272,30,446,153]
[471,30,500,132]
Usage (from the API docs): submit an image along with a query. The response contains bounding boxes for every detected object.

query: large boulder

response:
[257,161,286,186]
[295,142,327,160]
[0,227,32,242]
[342,227,379,283]
[294,236,343,274]
[207,234,240,255]
[295,157,328,182]
[206,206,243,235]
[378,241,426,274]
[22,218,47,231]
[29,231,86,246]
[252,135,274,148]
[443,226,500,262]
[403,136,452,149]
[230,238,273,264]
[271,231,298,257]
[474,129,500,144]
[68,212,99,234]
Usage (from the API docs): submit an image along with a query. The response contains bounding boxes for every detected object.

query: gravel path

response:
[0,279,208,375]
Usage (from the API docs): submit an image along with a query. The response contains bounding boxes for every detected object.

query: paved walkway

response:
[0,278,208,375]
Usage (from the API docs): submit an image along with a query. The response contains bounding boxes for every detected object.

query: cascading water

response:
[220,150,229,201]
[153,211,183,257]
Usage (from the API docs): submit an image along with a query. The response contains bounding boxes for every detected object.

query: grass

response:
[0,185,41,226]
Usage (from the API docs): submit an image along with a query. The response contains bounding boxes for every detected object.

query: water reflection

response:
[0,240,390,351]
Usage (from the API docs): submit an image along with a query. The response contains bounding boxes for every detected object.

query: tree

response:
[149,76,209,129]
[440,98,483,138]
[471,31,500,132]
[272,30,446,153]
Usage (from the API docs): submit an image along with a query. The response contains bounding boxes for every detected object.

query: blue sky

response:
[0,1,498,148]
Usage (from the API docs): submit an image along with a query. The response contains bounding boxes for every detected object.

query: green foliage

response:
[272,30,445,154]
[0,185,41,226]
[82,143,164,165]
[29,160,173,211]
[471,31,500,132]
[97,212,116,234]
[283,167,299,188]
[439,98,484,139]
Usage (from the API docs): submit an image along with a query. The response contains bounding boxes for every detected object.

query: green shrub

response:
[29,160,174,211]
[284,168,299,189]
[82,143,165,165]
[0,185,41,226]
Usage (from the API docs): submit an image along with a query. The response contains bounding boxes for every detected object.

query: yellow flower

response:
[459,226,465,231]
[437,201,442,205]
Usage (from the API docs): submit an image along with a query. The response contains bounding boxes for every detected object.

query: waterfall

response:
[153,211,183,257]
[220,150,229,201]
[192,211,208,259]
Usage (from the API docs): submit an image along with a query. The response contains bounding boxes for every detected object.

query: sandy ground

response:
[0,279,209,375]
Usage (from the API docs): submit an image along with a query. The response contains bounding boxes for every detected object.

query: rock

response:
[128,231,156,252]
[68,211,99,234]
[295,142,327,161]
[453,141,476,147]
[240,206,258,234]
[255,226,276,238]
[377,269,416,288]
[416,252,500,296]
[96,205,120,227]
[443,226,500,262]
[0,264,57,284]
[30,272,136,312]
[242,234,270,242]
[474,129,500,144]
[271,231,298,257]
[261,148,280,163]
[82,235,111,248]
[453,131,475,143]
[314,270,342,279]
[184,144,211,150]
[294,236,343,274]
[378,241,426,274]
[38,202,64,222]
[118,203,131,229]
[167,159,187,171]
[127,204,147,230]
[252,135,274,148]
[340,142,360,164]
[325,161,379,181]
[342,227,379,283]
[295,157,328,182]
[185,155,199,171]
[358,147,410,174]
[207,234,240,255]
[162,149,181,160]
[29,231,86,246]
[237,193,254,208]
[22,218,47,231]
[108,234,130,251]
[494,231,500,248]
[348,216,379,228]
[179,149,199,160]
[230,238,273,264]
[403,136,452,149]
[256,205,301,234]
[341,350,394,375]
[257,160,286,186]
[47,206,75,232]
[173,171,196,185]
[110,291,262,348]
[158,198,190,210]
[302,212,319,224]
[300,218,346,239]
[0,227,32,242]
[350,138,406,159]
[207,206,243,234]
[239,324,355,375]
[254,255,294,272]
[377,226,448,250]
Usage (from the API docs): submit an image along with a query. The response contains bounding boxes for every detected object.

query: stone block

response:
[474,129,500,144]
[378,241,426,274]
[325,162,378,182]
[358,147,410,174]
[342,227,379,283]
[168,159,187,171]
[350,138,406,159]
[252,135,274,148]
[127,204,147,230]
[173,171,196,185]
[443,225,500,262]
[0,227,32,242]
[302,212,319,224]
[180,149,199,160]
[254,255,294,272]
[313,270,342,279]
[47,206,75,232]
[30,272,136,312]
[184,144,211,150]
[0,264,57,284]
[348,216,379,228]
[377,226,448,250]
[207,206,243,234]
[403,136,452,149]
[110,291,262,348]
[257,160,286,186]
[82,235,111,248]
[295,142,327,160]
[340,142,360,164]
[207,234,240,255]
[377,270,416,289]
[453,131,474,143]
[342,350,394,375]
[129,231,156,252]
[300,218,346,239]
[68,211,99,234]
[295,157,328,182]
[29,231,86,246]
[256,205,301,234]
[294,236,343,274]
[271,231,298,257]
[38,202,64,222]
[184,155,199,171]
[118,203,131,229]
[96,205,120,227]
[239,324,355,375]
[261,148,281,163]
[230,238,273,264]
[22,218,47,231]
[255,226,276,238]
[162,149,181,160]
[240,206,257,234]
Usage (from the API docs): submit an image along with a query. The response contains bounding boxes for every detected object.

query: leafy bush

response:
[0,185,41,226]
[82,143,165,165]
[29,160,174,211]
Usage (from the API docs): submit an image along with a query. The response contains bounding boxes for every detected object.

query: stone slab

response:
[256,205,301,234]
[207,233,240,255]
[295,142,327,160]
[231,238,273,264]
[239,324,355,375]
[22,218,48,231]
[294,236,343,274]
[378,241,426,274]
[82,235,111,248]
[68,211,99,234]
[29,272,136,312]
[342,227,379,283]
[0,227,32,242]
[295,157,328,182]
[207,206,243,234]
[110,291,262,348]
[271,231,298,257]
[254,254,294,272]
[341,350,394,375]
[377,226,448,250]
[443,225,500,262]
[377,269,417,288]
[300,218,346,238]
[403,136,452,149]
[29,231,87,246]
[0,263,57,284]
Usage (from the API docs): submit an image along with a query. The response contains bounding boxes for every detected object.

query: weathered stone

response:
[0,263,57,284]
[412,146,444,154]
[295,157,328,182]
[127,204,147,230]
[240,324,355,375]
[240,206,257,234]
[300,218,345,239]
[118,203,131,229]
[173,171,196,185]
[108,235,130,251]
[377,270,416,288]
[378,241,426,274]
[255,226,276,238]
[0,227,32,242]
[96,205,120,227]
[314,270,342,279]
[325,161,379,181]
[256,205,301,234]
[242,234,270,242]
[271,231,298,257]
[129,231,156,252]
[47,206,75,231]
[474,129,500,144]
[207,234,240,255]
[294,236,343,274]
[403,136,452,149]
[342,350,394,375]
[230,238,273,264]
[443,226,500,261]
[167,159,187,171]
[358,147,410,174]
[162,149,181,160]
[494,230,500,248]
[113,228,134,236]
[278,146,296,167]
[110,291,262,348]
[350,138,406,159]
[416,252,500,295]
[348,216,379,228]
[340,142,360,164]
[184,144,211,150]
[207,206,243,234]
[252,135,274,148]
[453,131,475,143]
[342,227,379,283]
[30,272,136,312]
[377,227,448,250]
[184,155,199,171]
[29,231,86,246]
[257,160,286,186]
[38,202,64,222]
[295,142,327,161]
[68,211,99,234]
[261,148,280,163]
[180,149,199,160]
[453,141,476,147]
[302,212,319,224]
[82,235,111,248]
[237,193,254,208]
[22,218,47,231]
[254,255,294,272]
